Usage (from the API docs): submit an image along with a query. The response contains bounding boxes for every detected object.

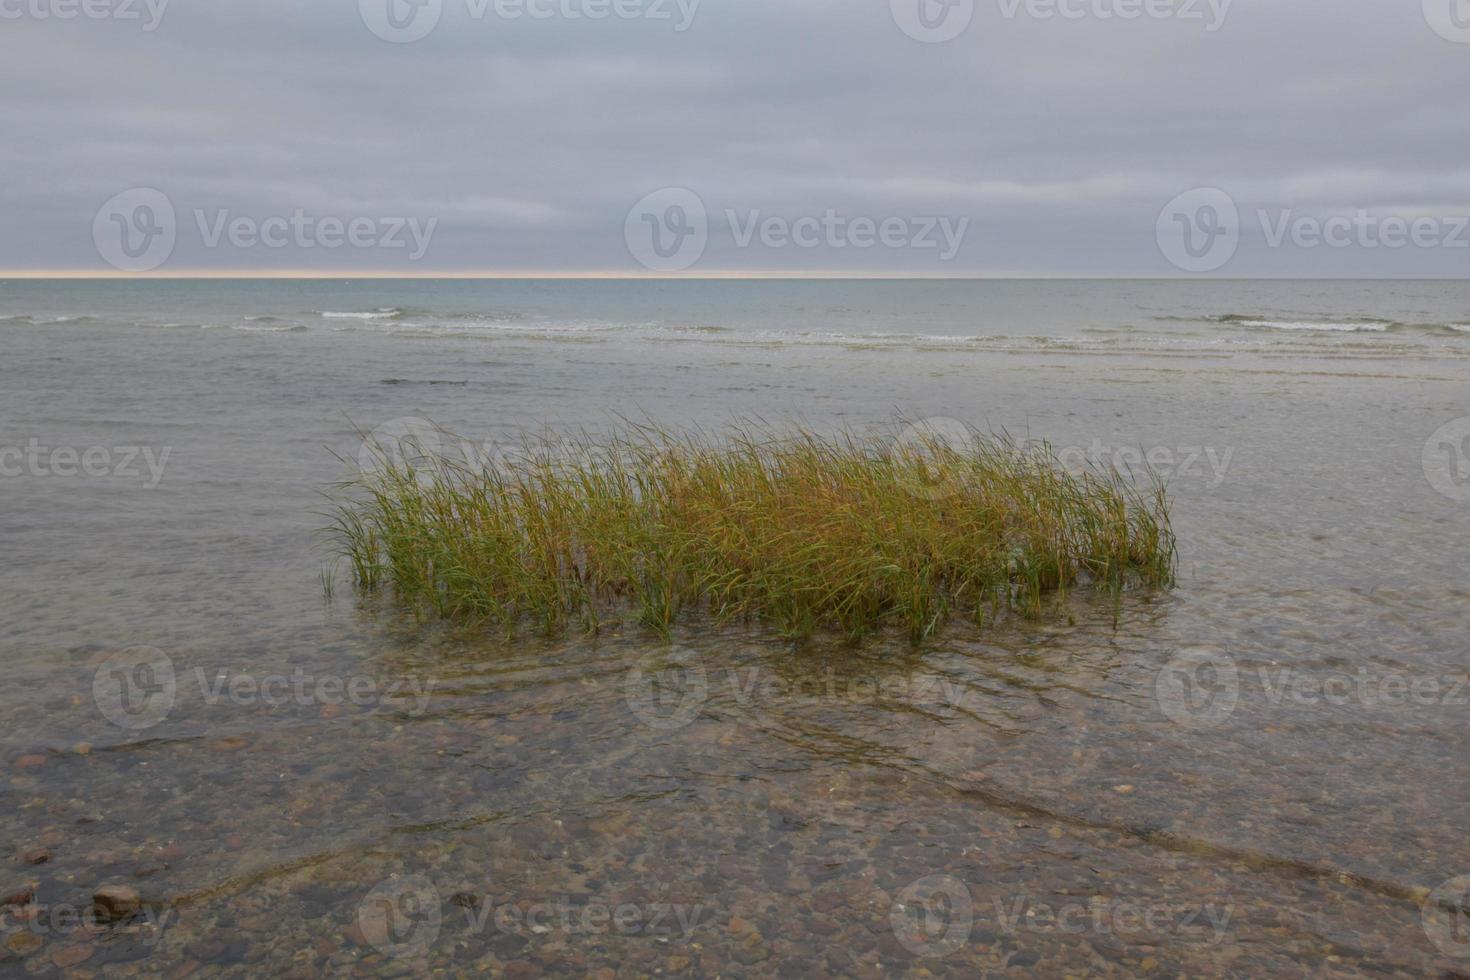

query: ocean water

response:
[2,279,1468,976]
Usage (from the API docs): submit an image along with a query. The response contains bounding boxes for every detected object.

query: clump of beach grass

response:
[331,421,1175,643]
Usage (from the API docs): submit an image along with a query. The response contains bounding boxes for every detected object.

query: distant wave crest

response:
[318,308,402,320]
[1237,319,1392,333]
[0,314,95,325]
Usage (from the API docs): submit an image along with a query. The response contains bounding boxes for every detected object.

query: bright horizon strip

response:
[0,267,1043,279]
[0,270,1448,281]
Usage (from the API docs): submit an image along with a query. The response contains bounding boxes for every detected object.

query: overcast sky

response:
[3,0,1469,276]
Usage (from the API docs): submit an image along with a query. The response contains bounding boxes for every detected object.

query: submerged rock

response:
[4,932,42,957]
[1,883,36,908]
[92,884,142,922]
[50,944,94,969]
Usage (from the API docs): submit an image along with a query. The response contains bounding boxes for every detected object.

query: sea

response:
[1,278,1467,976]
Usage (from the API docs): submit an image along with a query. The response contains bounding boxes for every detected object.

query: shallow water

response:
[2,279,1468,977]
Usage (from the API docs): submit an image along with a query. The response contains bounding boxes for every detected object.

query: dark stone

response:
[92,885,142,923]
[1,884,36,908]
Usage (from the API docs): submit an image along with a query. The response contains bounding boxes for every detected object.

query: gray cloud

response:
[3,0,1469,275]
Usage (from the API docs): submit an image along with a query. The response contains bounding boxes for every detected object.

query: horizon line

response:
[2,270,1466,282]
[0,269,1151,280]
